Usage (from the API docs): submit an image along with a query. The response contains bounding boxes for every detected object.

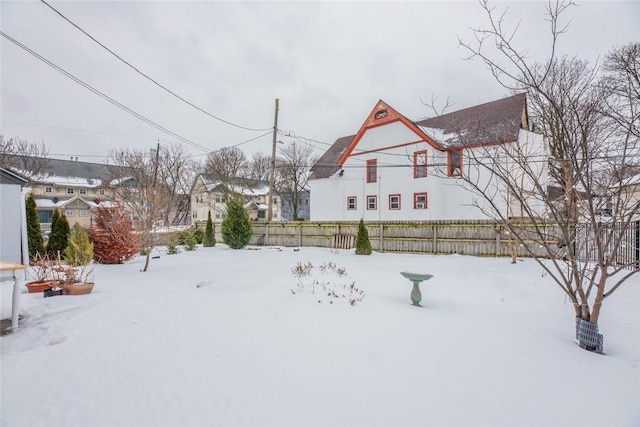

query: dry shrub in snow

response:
[90,206,140,264]
[291,261,365,306]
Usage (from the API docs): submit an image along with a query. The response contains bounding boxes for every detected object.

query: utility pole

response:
[268,99,279,222]
[142,142,161,273]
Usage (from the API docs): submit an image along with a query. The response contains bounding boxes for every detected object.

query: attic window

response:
[375,109,388,120]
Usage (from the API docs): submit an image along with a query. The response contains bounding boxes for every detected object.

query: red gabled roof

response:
[336,100,441,166]
[310,93,528,180]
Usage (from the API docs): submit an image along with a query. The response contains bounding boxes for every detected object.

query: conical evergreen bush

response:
[26,193,45,259]
[65,223,94,267]
[203,211,216,247]
[47,209,70,258]
[355,218,372,255]
[221,194,252,249]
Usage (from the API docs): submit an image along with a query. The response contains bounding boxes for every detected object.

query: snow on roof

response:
[109,177,133,186]
[35,198,66,208]
[416,125,450,146]
[35,196,98,209]
[234,183,269,196]
[33,174,103,187]
[620,173,640,188]
[97,200,120,208]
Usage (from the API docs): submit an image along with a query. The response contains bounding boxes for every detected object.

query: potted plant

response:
[60,223,95,295]
[25,253,60,293]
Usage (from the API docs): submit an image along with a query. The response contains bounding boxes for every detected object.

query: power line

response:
[188,131,273,158]
[1,30,212,153]
[40,0,272,133]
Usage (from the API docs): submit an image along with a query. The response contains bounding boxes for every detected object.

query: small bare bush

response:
[292,261,313,278]
[290,261,365,306]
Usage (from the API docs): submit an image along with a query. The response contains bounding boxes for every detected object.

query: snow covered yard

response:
[1,245,639,427]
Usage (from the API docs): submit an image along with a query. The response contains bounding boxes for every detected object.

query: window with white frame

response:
[347,196,357,210]
[65,210,74,217]
[67,188,75,195]
[80,209,89,217]
[98,189,105,195]
[414,193,428,209]
[389,194,401,210]
[79,188,87,195]
[45,186,53,194]
[367,195,377,210]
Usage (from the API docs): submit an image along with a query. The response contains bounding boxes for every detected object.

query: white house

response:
[190,175,282,224]
[309,93,547,221]
[6,157,125,230]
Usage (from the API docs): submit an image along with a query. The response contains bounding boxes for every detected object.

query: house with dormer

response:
[7,157,127,231]
[309,93,548,221]
[190,175,282,225]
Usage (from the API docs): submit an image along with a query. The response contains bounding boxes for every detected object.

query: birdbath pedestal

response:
[400,272,433,307]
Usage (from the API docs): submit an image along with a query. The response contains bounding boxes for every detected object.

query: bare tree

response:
[247,151,271,182]
[601,43,640,138]
[275,141,316,220]
[456,1,640,352]
[0,135,50,178]
[156,143,199,226]
[108,147,173,272]
[203,147,248,192]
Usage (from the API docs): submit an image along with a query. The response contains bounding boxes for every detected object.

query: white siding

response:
[310,127,547,221]
[0,183,24,265]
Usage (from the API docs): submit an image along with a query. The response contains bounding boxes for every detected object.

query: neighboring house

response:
[0,167,29,266]
[190,175,282,224]
[309,93,547,221]
[7,157,125,231]
[281,189,310,221]
[615,174,640,221]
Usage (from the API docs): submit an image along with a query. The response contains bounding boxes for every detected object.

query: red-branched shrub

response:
[89,205,140,264]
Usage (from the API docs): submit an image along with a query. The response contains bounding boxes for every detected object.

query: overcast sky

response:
[1,1,638,164]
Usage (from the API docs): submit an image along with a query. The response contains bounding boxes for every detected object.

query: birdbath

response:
[400,272,434,307]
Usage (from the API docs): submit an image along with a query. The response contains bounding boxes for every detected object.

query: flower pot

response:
[63,282,94,296]
[25,280,58,294]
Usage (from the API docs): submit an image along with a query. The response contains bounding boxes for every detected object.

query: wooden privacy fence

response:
[246,220,560,257]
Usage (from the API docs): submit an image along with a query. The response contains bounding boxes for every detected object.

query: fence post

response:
[634,221,640,269]
[495,224,501,257]
[298,222,302,247]
[379,223,384,253]
[265,222,270,246]
[432,224,437,254]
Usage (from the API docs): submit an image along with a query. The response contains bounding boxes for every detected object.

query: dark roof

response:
[309,135,354,180]
[309,94,527,180]
[10,156,127,182]
[0,167,28,185]
[415,93,527,148]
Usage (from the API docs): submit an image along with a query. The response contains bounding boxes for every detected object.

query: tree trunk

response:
[589,268,608,324]
[142,249,151,272]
